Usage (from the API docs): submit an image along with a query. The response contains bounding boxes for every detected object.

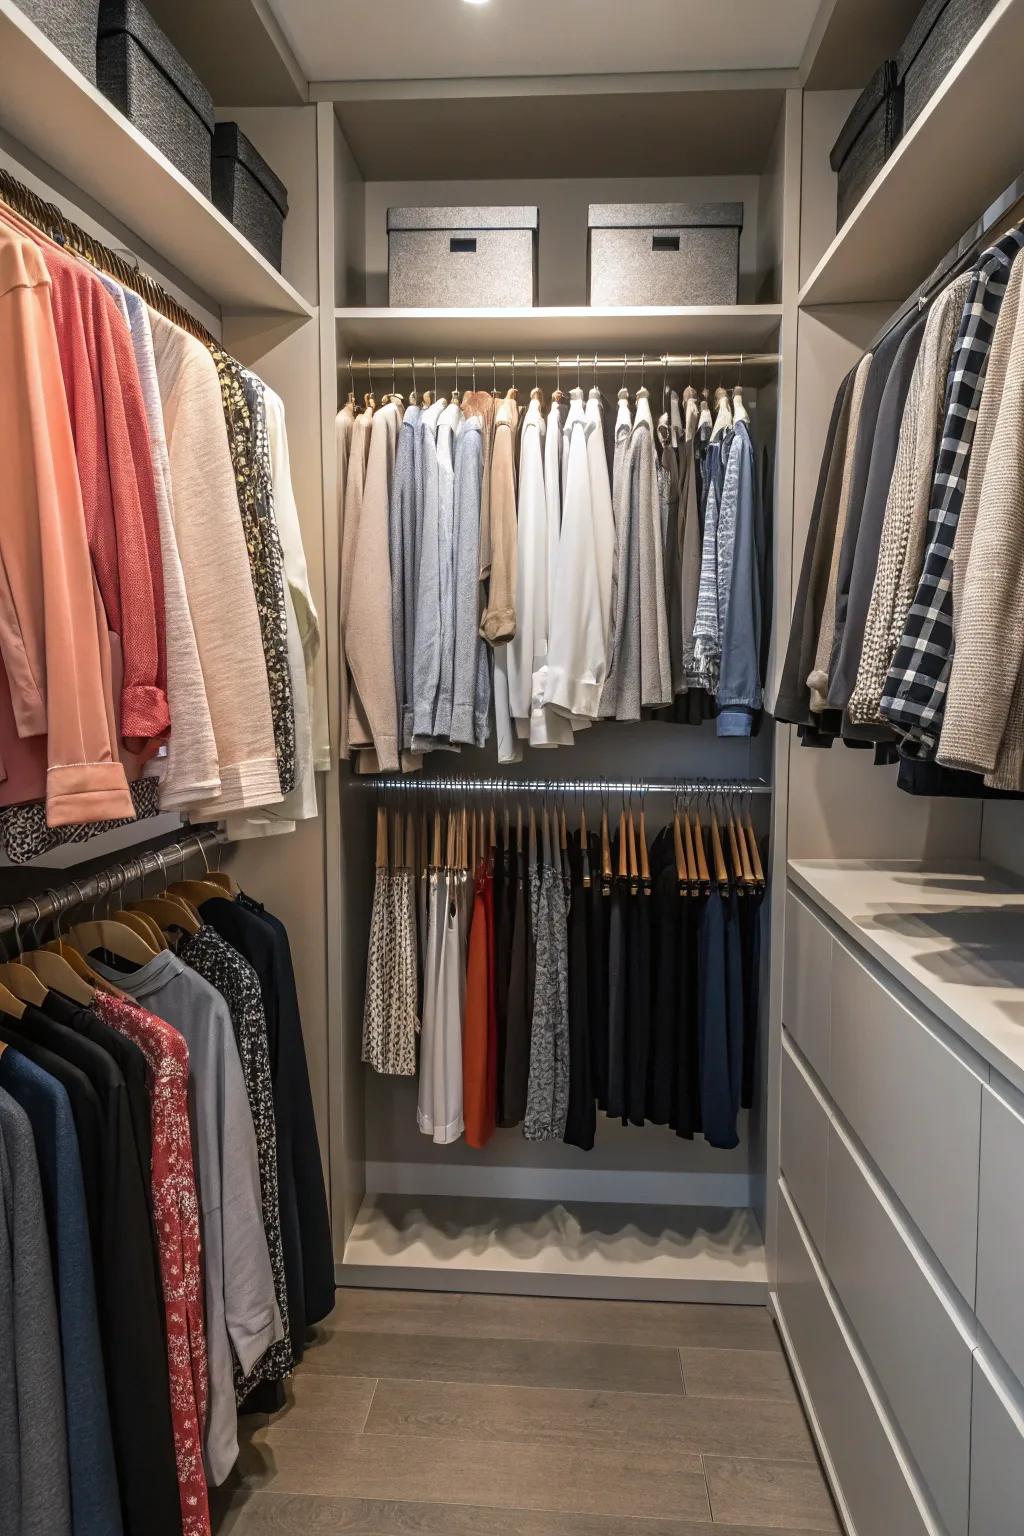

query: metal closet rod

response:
[359,777,771,796]
[0,827,226,938]
[341,353,777,375]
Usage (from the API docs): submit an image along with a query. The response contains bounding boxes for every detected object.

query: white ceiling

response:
[267,0,823,82]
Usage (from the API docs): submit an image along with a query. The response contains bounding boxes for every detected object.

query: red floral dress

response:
[96,992,211,1536]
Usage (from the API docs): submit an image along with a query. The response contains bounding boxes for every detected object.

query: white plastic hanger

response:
[711,384,734,441]
[634,384,655,431]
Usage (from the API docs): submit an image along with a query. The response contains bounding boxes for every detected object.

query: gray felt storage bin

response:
[587,204,743,306]
[897,0,998,134]
[18,0,99,82]
[829,60,902,229]
[97,0,214,197]
[387,207,538,308]
[212,122,289,270]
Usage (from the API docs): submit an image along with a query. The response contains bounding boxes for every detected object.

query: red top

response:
[96,992,211,1536]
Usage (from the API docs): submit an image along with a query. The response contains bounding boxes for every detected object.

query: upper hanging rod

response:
[358,776,771,797]
[340,353,776,377]
[0,828,226,939]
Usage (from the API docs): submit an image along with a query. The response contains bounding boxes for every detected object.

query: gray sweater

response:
[0,1085,72,1536]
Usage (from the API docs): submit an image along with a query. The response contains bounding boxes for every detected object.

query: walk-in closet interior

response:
[3,0,1024,1531]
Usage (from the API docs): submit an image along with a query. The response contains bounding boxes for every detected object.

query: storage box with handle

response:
[387,206,538,308]
[897,0,999,136]
[829,60,902,230]
[587,203,743,307]
[17,0,99,83]
[97,0,215,197]
[212,121,289,271]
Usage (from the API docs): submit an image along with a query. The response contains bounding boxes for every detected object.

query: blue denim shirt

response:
[717,421,763,735]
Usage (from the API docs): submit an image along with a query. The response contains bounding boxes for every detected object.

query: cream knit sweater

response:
[149,311,281,814]
[346,400,403,771]
[847,273,972,726]
[938,255,1024,782]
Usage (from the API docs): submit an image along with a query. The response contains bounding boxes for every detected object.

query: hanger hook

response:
[366,356,373,399]
[2,905,22,958]
[472,355,477,390]
[534,353,539,390]
[556,354,560,391]
[576,353,581,388]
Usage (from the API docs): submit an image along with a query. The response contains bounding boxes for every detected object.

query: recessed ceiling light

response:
[462,0,490,6]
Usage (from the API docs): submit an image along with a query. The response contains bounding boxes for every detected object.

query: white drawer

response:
[776,1185,931,1536]
[825,1130,973,1536]
[784,889,831,1084]
[781,1037,829,1252]
[830,940,982,1305]
[977,1081,1024,1387]
[969,1355,1024,1536]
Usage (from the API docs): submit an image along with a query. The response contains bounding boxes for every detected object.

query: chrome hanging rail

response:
[357,777,771,797]
[0,828,227,938]
[339,353,777,376]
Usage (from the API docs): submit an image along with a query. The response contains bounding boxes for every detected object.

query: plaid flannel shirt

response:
[879,228,1024,754]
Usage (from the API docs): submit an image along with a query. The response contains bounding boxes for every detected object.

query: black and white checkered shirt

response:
[879,227,1024,756]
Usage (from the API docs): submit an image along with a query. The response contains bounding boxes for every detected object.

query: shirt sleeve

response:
[0,241,133,827]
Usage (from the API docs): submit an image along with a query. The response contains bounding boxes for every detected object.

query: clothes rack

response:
[357,776,771,797]
[0,828,227,938]
[341,352,776,377]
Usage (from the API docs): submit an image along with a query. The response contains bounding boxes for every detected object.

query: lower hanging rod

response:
[357,777,771,797]
[0,827,227,938]
[340,352,777,376]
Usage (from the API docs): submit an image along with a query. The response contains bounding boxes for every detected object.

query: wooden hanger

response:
[559,806,568,853]
[117,909,168,951]
[128,897,199,938]
[419,811,429,877]
[617,809,628,881]
[488,807,497,850]
[580,803,591,890]
[432,807,442,869]
[638,804,651,895]
[744,806,765,886]
[165,877,224,907]
[204,870,238,897]
[470,805,478,872]
[405,811,416,874]
[43,937,125,997]
[375,805,388,870]
[672,804,687,889]
[626,802,639,893]
[735,803,755,888]
[460,804,469,872]
[601,802,612,889]
[516,802,523,855]
[682,809,698,889]
[692,809,711,890]
[709,806,729,889]
[0,980,25,1020]
[529,803,537,863]
[724,803,744,889]
[69,918,158,966]
[22,942,95,1003]
[0,960,48,1007]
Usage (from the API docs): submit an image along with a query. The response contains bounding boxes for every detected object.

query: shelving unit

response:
[789,859,1024,1096]
[335,305,782,373]
[799,0,1024,305]
[343,1193,769,1303]
[0,0,313,319]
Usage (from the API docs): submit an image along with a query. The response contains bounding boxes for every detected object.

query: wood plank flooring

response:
[212,1288,840,1534]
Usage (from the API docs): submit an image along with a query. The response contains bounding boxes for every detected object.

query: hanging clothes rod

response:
[339,353,777,376]
[0,828,227,938]
[359,777,771,797]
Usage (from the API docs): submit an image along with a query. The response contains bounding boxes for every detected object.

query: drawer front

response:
[776,1187,931,1536]
[969,1355,1024,1536]
[977,1082,1024,1386]
[783,890,831,1084]
[781,1039,829,1252]
[830,940,982,1304]
[825,1130,973,1536]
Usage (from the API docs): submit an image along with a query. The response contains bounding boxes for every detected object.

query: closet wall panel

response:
[977,1081,1024,1389]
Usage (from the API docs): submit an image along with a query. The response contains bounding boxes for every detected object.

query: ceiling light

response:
[462,0,490,6]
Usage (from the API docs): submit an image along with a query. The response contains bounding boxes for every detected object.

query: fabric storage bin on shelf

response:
[387,207,539,307]
[97,0,215,197]
[829,60,902,229]
[897,0,999,134]
[212,121,289,270]
[587,203,743,306]
[18,0,99,82]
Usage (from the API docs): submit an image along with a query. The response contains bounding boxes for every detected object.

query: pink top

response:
[0,220,134,826]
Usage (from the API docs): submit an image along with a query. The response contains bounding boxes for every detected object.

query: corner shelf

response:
[335,306,782,378]
[799,0,1024,307]
[0,0,314,320]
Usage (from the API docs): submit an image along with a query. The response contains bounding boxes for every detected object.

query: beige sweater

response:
[346,400,403,770]
[480,391,519,643]
[938,256,1024,781]
[847,273,972,726]
[149,311,281,814]
[339,407,373,758]
[808,351,872,711]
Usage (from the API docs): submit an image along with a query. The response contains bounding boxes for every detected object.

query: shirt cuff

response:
[46,760,135,828]
[121,683,171,749]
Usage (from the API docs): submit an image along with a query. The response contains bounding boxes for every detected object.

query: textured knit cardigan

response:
[847,272,972,726]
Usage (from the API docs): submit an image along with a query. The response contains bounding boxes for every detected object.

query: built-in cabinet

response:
[778,878,1024,1536]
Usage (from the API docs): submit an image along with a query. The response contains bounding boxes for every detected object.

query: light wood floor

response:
[212,1288,840,1534]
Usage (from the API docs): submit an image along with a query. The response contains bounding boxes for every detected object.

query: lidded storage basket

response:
[587,203,743,307]
[212,121,289,271]
[896,0,999,135]
[18,0,99,83]
[829,60,902,229]
[97,0,215,197]
[387,206,539,308]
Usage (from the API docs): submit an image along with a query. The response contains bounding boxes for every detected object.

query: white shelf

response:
[336,305,782,375]
[340,1193,768,1303]
[0,0,313,320]
[799,0,1024,307]
[789,858,1024,1098]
